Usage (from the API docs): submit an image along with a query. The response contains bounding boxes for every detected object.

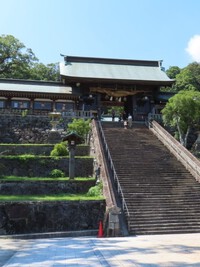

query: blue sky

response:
[1,0,200,70]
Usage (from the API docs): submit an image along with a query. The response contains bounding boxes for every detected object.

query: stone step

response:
[122,192,200,197]
[102,123,200,235]
[124,197,200,203]
[121,181,199,185]
[120,184,199,188]
[120,183,198,187]
[121,188,200,193]
[127,200,200,206]
[128,217,200,223]
[129,227,200,235]
[115,169,190,174]
[127,209,200,216]
[130,221,200,228]
[126,209,200,215]
[130,223,200,231]
[128,214,200,221]
[118,179,198,183]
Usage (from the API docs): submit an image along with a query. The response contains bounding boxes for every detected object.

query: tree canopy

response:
[161,90,200,147]
[165,62,200,93]
[30,62,60,81]
[67,119,91,143]
[0,34,37,79]
[166,66,181,79]
[0,34,59,81]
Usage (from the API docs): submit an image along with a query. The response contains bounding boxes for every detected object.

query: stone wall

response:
[0,180,95,195]
[0,114,69,144]
[0,200,106,235]
[0,144,90,156]
[0,157,94,177]
[0,115,107,236]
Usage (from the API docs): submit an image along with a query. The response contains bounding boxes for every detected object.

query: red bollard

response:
[97,220,104,238]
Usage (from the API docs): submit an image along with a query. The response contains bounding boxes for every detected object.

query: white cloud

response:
[186,35,200,62]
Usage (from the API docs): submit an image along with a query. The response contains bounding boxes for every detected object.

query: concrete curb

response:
[0,229,98,240]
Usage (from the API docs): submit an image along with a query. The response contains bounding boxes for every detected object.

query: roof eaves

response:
[0,78,62,87]
[64,55,160,67]
[62,75,174,86]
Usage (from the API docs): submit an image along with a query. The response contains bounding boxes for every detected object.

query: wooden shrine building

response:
[60,56,174,120]
[0,55,174,120]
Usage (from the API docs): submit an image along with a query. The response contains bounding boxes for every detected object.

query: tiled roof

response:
[60,56,173,84]
[0,79,79,95]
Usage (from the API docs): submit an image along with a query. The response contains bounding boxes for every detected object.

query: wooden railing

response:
[148,120,200,183]
[148,113,163,122]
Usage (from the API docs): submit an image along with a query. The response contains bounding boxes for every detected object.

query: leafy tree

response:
[161,90,200,147]
[162,63,200,93]
[107,106,124,116]
[166,66,181,79]
[67,118,91,142]
[160,66,180,92]
[170,62,200,92]
[0,34,38,79]
[0,34,60,81]
[30,62,60,81]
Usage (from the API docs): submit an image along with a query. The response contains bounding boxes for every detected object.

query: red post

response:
[97,220,104,238]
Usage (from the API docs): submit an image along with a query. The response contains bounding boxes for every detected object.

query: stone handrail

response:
[98,121,130,217]
[149,120,200,183]
[90,120,115,208]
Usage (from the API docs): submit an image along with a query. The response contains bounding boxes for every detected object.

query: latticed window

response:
[34,101,52,110]
[0,100,5,108]
[11,100,30,109]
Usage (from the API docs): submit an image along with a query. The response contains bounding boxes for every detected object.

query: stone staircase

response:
[102,121,200,235]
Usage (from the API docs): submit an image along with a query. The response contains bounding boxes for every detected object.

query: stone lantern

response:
[63,131,83,179]
[48,110,62,144]
[49,110,61,131]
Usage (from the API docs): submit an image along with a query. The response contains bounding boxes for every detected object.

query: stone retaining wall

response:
[0,200,106,235]
[0,180,95,195]
[0,157,94,177]
[0,115,69,144]
[0,144,90,156]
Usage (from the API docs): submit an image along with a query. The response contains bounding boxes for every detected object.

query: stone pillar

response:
[63,131,83,180]
[107,206,121,237]
[68,142,76,179]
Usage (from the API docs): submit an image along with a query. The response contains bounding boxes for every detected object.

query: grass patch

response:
[0,155,67,159]
[0,144,88,147]
[0,176,95,182]
[0,155,93,159]
[0,144,53,146]
[0,194,104,202]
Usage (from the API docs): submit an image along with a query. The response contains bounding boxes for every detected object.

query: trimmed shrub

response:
[50,142,68,156]
[50,169,65,178]
[87,182,103,197]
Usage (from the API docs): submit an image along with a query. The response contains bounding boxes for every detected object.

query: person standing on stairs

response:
[95,164,101,183]
[124,120,128,129]
[128,114,133,128]
[122,110,127,121]
[112,109,116,122]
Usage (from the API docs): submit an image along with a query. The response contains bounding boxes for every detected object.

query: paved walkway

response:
[1,233,200,266]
